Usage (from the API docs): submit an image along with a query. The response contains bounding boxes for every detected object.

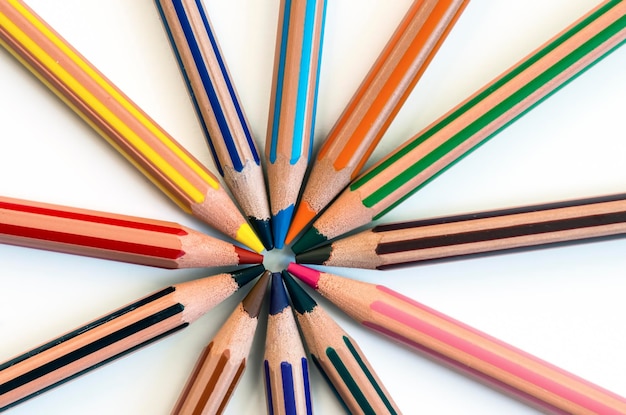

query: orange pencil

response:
[0,265,265,412]
[172,270,270,415]
[286,0,469,244]
[287,263,626,414]
[0,0,264,252]
[0,195,263,269]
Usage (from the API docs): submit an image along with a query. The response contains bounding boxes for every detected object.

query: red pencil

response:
[0,196,262,268]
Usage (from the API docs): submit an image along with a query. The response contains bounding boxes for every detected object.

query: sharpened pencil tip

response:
[234,246,264,264]
[291,226,327,254]
[249,217,274,250]
[285,201,316,245]
[231,265,266,288]
[242,270,271,318]
[235,223,265,253]
[281,270,317,314]
[271,205,295,249]
[294,244,331,265]
[269,272,290,315]
[286,263,320,289]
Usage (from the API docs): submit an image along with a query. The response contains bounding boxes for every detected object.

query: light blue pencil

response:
[265,0,327,248]
[155,0,273,250]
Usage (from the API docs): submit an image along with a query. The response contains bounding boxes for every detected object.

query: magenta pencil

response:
[287,263,626,415]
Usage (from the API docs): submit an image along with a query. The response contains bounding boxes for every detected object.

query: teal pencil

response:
[265,0,327,248]
[282,271,401,414]
[155,0,273,250]
[292,0,626,253]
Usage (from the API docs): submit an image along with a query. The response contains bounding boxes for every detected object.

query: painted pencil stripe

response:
[360,20,625,210]
[196,0,259,166]
[280,362,297,414]
[264,360,275,415]
[0,287,175,371]
[353,0,620,189]
[326,347,376,415]
[0,14,208,202]
[153,0,223,176]
[0,224,185,259]
[310,354,351,413]
[1,324,186,412]
[217,360,246,415]
[376,209,626,254]
[5,0,218,191]
[0,200,186,235]
[193,345,226,413]
[369,293,622,413]
[302,357,313,415]
[291,0,322,164]
[343,336,397,415]
[373,193,626,232]
[307,0,326,163]
[268,0,292,163]
[0,304,184,394]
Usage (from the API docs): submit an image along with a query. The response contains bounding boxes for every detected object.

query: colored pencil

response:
[282,271,401,414]
[287,263,626,415]
[0,265,265,412]
[263,273,312,415]
[172,270,270,415]
[285,0,469,244]
[265,0,327,248]
[296,193,626,269]
[0,0,264,253]
[154,0,273,250]
[0,195,263,269]
[292,0,626,253]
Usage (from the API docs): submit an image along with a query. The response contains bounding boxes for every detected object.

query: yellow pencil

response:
[0,0,264,252]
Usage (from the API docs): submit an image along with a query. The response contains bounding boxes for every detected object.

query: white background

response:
[1,1,625,414]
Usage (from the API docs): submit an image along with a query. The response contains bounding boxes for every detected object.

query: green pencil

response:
[292,0,626,253]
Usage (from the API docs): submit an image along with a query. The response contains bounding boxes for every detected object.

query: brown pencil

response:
[0,265,266,412]
[172,270,270,415]
[291,0,626,253]
[287,263,626,415]
[296,193,626,269]
[285,0,469,244]
[0,195,263,269]
[282,271,401,414]
[0,0,264,252]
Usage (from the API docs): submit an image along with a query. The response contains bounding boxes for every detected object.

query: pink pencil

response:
[287,263,626,415]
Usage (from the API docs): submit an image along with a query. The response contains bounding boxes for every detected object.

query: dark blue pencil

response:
[155,0,273,250]
[264,273,312,415]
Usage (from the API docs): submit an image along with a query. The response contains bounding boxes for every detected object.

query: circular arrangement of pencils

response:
[1,1,625,414]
